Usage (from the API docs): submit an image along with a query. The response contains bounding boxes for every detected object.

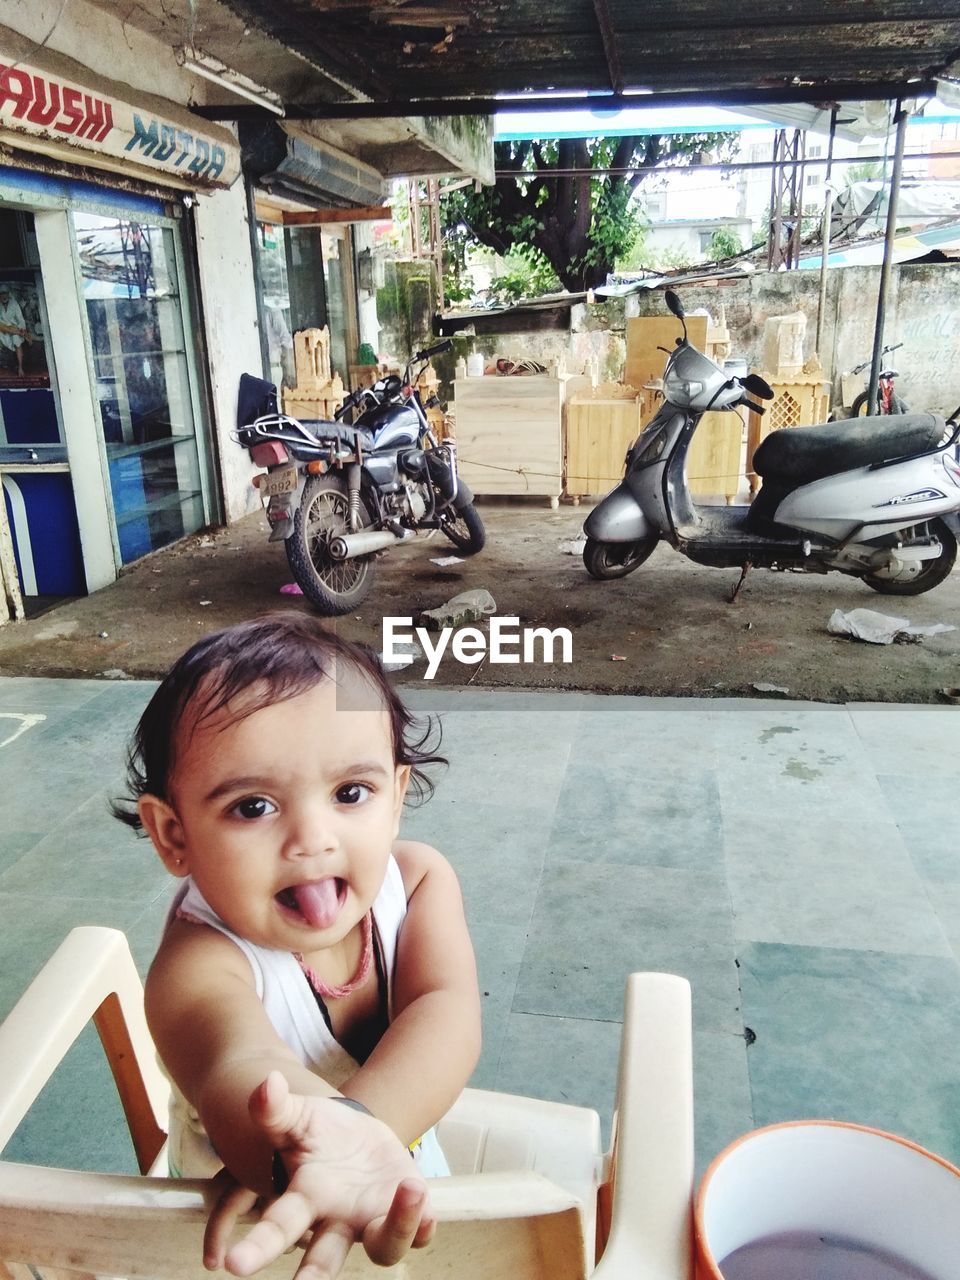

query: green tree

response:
[442,133,737,293]
[706,227,744,260]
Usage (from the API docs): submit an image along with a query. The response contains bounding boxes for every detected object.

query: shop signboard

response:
[0,53,240,188]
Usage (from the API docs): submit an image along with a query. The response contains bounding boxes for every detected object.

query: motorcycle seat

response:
[297,419,377,449]
[754,411,947,485]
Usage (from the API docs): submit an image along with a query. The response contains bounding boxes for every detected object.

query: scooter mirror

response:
[742,373,775,400]
[664,289,685,320]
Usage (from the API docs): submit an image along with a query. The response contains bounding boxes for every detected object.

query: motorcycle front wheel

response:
[583,535,659,580]
[861,518,957,596]
[286,475,376,615]
[439,501,486,554]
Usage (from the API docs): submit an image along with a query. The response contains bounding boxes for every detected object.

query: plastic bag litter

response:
[419,588,497,631]
[559,538,587,555]
[827,607,957,646]
[381,639,426,672]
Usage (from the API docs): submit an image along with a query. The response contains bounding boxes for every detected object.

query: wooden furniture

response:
[283,326,345,420]
[746,373,832,494]
[565,384,643,498]
[687,410,744,502]
[454,374,564,505]
[627,315,742,499]
[0,926,694,1280]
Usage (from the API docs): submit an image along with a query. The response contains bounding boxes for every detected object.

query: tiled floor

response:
[2,678,960,1184]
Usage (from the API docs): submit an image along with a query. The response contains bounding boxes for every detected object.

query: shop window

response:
[254,214,357,393]
[72,213,206,564]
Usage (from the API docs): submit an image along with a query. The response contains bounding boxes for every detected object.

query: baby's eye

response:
[231,796,277,820]
[335,783,371,806]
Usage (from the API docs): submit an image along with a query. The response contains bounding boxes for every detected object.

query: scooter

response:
[583,290,960,597]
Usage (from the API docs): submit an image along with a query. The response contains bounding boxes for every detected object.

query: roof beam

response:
[592,0,625,95]
[191,78,935,122]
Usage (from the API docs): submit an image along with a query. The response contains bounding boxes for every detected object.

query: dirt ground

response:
[2,499,959,702]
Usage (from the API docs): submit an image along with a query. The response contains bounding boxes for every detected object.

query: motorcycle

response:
[236,340,485,615]
[583,289,960,597]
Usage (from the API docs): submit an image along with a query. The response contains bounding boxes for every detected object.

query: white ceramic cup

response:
[695,1121,960,1279]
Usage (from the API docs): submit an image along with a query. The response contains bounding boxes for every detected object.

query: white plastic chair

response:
[0,927,694,1280]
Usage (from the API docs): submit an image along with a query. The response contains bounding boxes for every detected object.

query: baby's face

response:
[164,670,409,953]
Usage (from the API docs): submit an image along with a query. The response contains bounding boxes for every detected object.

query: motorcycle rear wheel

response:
[286,475,376,615]
[861,518,957,596]
[439,501,486,554]
[583,535,659,580]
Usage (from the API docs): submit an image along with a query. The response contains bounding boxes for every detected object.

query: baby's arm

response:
[338,841,481,1145]
[146,921,433,1278]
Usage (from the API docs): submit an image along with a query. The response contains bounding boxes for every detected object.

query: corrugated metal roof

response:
[86,0,960,120]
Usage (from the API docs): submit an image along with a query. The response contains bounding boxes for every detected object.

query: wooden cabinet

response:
[453,375,563,500]
[565,387,643,497]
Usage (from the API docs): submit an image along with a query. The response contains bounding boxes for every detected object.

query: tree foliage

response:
[442,132,737,293]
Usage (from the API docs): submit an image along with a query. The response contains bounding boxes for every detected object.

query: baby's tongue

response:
[293,879,341,929]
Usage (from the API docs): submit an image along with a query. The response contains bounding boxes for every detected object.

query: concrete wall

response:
[442,262,960,418]
[637,263,960,417]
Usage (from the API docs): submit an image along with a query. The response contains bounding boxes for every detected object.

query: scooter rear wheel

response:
[861,518,957,596]
[583,535,658,580]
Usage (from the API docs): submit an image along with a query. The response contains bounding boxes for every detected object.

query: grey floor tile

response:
[514,860,741,1032]
[930,883,960,960]
[0,788,171,905]
[0,676,110,712]
[875,773,960,882]
[848,704,960,778]
[546,760,723,873]
[401,800,549,931]
[0,894,156,1021]
[570,697,719,773]
[2,1021,143,1173]
[693,1028,754,1181]
[723,821,950,956]
[738,942,960,1166]
[0,830,43,876]
[494,1011,623,1145]
[468,922,531,1090]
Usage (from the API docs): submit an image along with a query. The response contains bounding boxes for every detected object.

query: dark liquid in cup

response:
[719,1231,938,1280]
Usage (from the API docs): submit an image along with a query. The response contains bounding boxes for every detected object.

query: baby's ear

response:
[393,765,412,817]
[138,794,189,876]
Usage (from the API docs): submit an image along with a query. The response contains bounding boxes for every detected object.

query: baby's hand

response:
[203,1071,434,1280]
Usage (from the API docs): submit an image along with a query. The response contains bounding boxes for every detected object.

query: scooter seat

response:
[754,411,947,485]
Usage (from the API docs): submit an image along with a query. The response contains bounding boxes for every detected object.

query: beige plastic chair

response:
[0,927,694,1280]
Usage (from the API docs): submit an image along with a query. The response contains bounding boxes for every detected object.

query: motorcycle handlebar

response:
[414,339,453,361]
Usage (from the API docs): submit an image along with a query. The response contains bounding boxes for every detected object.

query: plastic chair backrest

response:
[0,928,694,1280]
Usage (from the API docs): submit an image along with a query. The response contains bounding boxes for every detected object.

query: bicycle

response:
[846,342,908,417]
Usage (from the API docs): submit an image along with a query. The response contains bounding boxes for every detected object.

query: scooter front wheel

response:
[583,535,658,580]
[861,518,957,596]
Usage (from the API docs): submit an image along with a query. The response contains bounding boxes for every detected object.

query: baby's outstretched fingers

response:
[223,1188,319,1276]
[361,1179,433,1266]
[204,1171,260,1271]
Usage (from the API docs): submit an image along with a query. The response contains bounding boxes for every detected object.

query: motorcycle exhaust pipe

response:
[328,527,416,560]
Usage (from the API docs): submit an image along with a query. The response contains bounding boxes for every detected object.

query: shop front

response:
[240,120,386,398]
[0,43,242,620]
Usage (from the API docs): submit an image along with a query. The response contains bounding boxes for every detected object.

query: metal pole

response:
[815,107,837,361]
[866,100,908,414]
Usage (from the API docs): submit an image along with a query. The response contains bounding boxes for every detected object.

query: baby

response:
[115,614,481,1277]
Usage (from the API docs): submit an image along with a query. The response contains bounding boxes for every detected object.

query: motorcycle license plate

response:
[261,465,299,497]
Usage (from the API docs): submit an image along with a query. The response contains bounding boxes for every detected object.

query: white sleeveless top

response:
[165,857,449,1179]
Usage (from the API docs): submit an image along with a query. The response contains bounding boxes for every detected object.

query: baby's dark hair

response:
[113,613,445,832]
